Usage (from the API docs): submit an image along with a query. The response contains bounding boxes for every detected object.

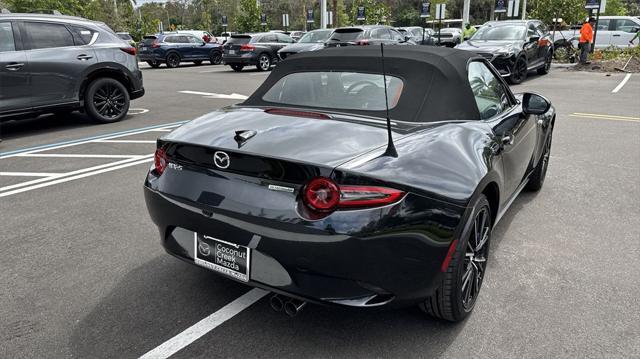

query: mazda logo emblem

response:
[198,242,210,256]
[213,151,230,169]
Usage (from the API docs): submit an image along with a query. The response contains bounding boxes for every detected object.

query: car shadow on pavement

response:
[69,255,250,359]
[0,113,135,143]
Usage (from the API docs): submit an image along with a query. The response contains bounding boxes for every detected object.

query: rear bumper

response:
[143,183,464,308]
[130,87,145,100]
[223,53,258,66]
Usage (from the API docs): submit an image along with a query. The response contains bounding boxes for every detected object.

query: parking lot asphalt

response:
[1,63,639,358]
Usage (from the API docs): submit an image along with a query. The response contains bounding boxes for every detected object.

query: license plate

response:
[194,233,250,282]
[228,50,236,55]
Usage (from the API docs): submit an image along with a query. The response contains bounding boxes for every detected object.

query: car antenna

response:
[380,43,398,158]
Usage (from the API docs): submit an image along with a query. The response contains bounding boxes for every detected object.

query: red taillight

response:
[154,148,168,175]
[240,44,255,51]
[120,46,137,56]
[151,40,160,48]
[356,39,370,46]
[303,177,405,213]
[304,177,341,212]
[338,185,405,208]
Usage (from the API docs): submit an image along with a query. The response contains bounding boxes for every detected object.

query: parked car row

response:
[138,32,222,68]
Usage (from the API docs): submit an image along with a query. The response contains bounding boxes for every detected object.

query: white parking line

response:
[0,156,154,198]
[0,155,153,193]
[97,140,157,144]
[612,73,631,93]
[0,123,182,160]
[139,288,268,359]
[0,172,62,177]
[16,154,145,159]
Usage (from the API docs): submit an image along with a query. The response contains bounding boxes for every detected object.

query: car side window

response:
[411,28,423,39]
[261,34,276,43]
[276,33,294,43]
[390,29,404,41]
[188,35,201,44]
[0,22,15,52]
[527,24,537,37]
[614,19,638,33]
[164,36,176,43]
[372,28,391,39]
[68,26,97,46]
[468,61,511,120]
[25,22,75,50]
[596,19,610,31]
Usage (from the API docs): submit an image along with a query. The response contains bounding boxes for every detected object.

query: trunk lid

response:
[223,35,252,55]
[163,107,392,169]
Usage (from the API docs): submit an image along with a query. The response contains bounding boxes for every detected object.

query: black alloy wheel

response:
[461,205,491,312]
[85,78,130,123]
[526,128,553,191]
[420,194,492,322]
[210,51,222,65]
[230,64,244,72]
[538,52,553,75]
[509,57,528,84]
[256,53,271,71]
[166,53,181,68]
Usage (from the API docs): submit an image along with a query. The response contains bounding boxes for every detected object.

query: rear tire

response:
[165,52,181,68]
[526,127,553,191]
[210,51,222,65]
[230,64,244,72]
[420,195,492,322]
[84,78,130,124]
[256,53,271,71]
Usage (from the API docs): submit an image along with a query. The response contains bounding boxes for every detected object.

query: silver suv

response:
[0,13,144,123]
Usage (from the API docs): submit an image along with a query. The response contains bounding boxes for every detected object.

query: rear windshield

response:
[117,33,133,41]
[142,36,157,45]
[298,29,333,43]
[227,35,251,44]
[328,29,364,42]
[262,71,403,112]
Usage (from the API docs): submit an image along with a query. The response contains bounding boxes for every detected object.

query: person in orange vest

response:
[579,17,596,64]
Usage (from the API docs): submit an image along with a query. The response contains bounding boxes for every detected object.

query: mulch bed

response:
[569,56,640,73]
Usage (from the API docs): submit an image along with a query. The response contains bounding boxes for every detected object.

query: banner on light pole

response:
[585,0,600,9]
[326,11,333,26]
[306,9,314,23]
[260,14,267,26]
[495,0,507,13]
[356,6,366,21]
[282,13,289,27]
[420,2,431,18]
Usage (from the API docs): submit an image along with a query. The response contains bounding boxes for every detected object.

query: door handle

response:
[5,62,24,71]
[77,54,93,60]
[612,34,621,37]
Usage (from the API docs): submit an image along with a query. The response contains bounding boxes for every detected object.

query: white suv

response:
[594,16,640,48]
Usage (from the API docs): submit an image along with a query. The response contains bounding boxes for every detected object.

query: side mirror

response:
[201,41,207,46]
[529,35,541,43]
[522,93,551,115]
[404,35,411,42]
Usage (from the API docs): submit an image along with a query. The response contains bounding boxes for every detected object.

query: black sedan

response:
[456,20,554,84]
[223,32,295,71]
[144,46,555,322]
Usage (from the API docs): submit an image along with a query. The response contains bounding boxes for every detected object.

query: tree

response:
[236,0,261,33]
[349,0,390,25]
[604,0,628,16]
[529,0,587,26]
[3,0,87,15]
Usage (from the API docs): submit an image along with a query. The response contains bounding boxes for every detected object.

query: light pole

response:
[320,0,327,29]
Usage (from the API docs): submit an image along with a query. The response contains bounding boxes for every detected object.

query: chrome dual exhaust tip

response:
[269,294,306,316]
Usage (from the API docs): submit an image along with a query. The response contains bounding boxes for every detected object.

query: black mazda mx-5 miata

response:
[144,46,555,322]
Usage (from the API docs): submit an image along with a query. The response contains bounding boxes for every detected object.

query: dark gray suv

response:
[0,13,144,123]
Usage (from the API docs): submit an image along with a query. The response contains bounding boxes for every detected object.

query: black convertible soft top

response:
[243,46,483,123]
